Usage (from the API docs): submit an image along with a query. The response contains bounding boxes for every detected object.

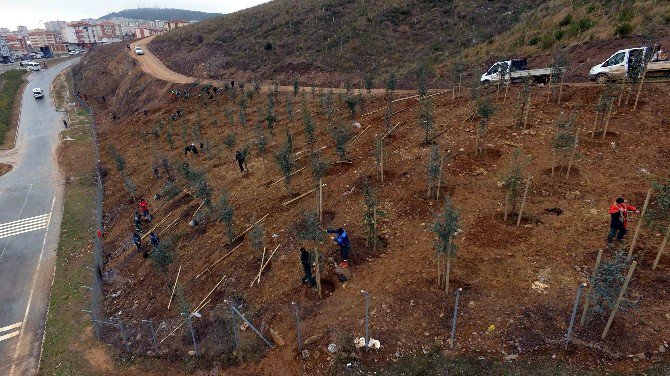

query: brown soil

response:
[0,162,12,176]
[72,43,670,375]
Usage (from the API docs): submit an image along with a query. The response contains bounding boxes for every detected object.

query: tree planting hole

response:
[544,207,563,216]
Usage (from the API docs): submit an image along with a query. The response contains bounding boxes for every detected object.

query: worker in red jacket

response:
[607,197,639,243]
[139,198,152,222]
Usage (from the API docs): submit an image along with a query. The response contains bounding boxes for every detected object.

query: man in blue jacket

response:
[327,228,350,268]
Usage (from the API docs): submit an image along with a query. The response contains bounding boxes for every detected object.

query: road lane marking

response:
[9,193,55,376]
[0,184,33,261]
[0,214,51,239]
[0,322,22,333]
[0,330,20,342]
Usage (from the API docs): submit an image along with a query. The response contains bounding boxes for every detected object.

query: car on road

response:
[68,50,76,55]
[25,61,41,71]
[33,88,44,99]
[134,46,144,55]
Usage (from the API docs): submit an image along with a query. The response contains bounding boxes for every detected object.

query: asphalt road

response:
[0,58,79,375]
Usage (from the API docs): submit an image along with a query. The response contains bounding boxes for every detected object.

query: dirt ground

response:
[72,43,670,375]
[0,162,11,176]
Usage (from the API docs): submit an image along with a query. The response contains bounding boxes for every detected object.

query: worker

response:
[150,232,159,247]
[326,228,350,268]
[132,232,141,253]
[300,247,316,287]
[133,211,142,232]
[63,119,68,128]
[139,198,152,221]
[607,197,639,243]
[235,150,245,172]
[144,108,148,117]
[184,143,198,156]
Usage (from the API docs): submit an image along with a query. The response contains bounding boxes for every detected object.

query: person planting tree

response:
[607,197,639,244]
[327,228,350,268]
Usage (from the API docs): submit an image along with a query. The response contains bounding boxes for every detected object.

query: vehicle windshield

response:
[487,63,499,75]
[603,51,625,67]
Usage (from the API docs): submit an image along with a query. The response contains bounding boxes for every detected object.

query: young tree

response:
[286,93,294,122]
[166,124,174,148]
[108,145,126,172]
[160,180,181,200]
[500,148,527,222]
[363,179,384,253]
[416,62,429,98]
[418,97,435,145]
[475,97,496,154]
[344,94,359,121]
[255,120,268,158]
[124,175,137,198]
[585,251,634,322]
[302,99,315,145]
[551,113,578,177]
[364,73,373,93]
[385,73,397,131]
[249,221,265,254]
[451,59,467,98]
[330,124,351,162]
[649,177,670,268]
[293,78,299,96]
[432,197,460,293]
[427,145,441,198]
[274,133,295,194]
[265,92,277,136]
[550,48,569,104]
[150,236,176,273]
[593,82,617,138]
[310,152,330,220]
[217,192,235,243]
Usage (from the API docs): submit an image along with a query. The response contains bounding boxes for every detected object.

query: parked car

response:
[25,61,41,71]
[481,59,561,85]
[33,88,44,99]
[134,47,144,55]
[589,46,670,83]
[68,50,76,55]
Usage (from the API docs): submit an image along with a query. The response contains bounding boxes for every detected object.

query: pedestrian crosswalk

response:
[0,322,21,343]
[0,213,51,239]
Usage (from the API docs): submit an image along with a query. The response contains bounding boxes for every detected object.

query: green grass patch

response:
[0,69,27,145]
[39,125,98,376]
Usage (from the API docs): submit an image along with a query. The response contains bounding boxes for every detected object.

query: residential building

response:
[5,34,28,58]
[0,28,10,35]
[98,21,122,39]
[16,26,29,37]
[165,20,190,31]
[28,29,58,47]
[44,20,68,33]
[135,27,164,39]
[0,36,10,61]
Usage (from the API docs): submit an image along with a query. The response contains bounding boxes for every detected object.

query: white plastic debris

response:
[354,337,381,349]
[327,343,337,353]
[531,281,549,293]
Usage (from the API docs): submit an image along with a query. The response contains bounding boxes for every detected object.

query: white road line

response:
[0,214,50,239]
[0,183,33,263]
[9,193,55,376]
[0,322,22,333]
[0,330,20,342]
[0,214,50,230]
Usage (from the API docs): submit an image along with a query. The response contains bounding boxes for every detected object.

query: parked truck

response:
[480,59,560,85]
[589,46,670,83]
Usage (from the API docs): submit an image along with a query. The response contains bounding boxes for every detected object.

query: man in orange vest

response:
[607,197,639,243]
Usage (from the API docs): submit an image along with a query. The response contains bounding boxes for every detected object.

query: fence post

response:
[182,312,200,356]
[566,283,586,349]
[229,302,239,352]
[230,305,274,348]
[115,318,130,351]
[450,288,462,349]
[361,290,370,348]
[142,319,158,353]
[291,302,302,352]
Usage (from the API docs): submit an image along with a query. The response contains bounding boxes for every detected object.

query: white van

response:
[32,88,44,99]
[26,61,41,71]
[589,46,670,83]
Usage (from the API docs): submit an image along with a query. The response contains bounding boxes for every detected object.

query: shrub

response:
[554,29,565,41]
[249,221,265,253]
[559,14,573,27]
[619,7,634,23]
[330,124,351,161]
[224,132,236,149]
[528,35,541,46]
[587,251,635,322]
[160,180,181,200]
[614,23,633,38]
[274,133,295,193]
[150,236,175,273]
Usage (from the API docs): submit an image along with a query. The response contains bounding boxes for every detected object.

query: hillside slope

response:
[101,8,219,21]
[73,40,670,375]
[149,0,670,87]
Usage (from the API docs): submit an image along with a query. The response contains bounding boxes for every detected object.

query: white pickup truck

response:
[589,46,670,83]
[481,59,558,85]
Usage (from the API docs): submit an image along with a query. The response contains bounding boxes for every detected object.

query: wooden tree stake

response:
[167,264,181,310]
[618,75,627,107]
[652,222,670,270]
[158,217,179,236]
[601,99,615,139]
[436,156,445,200]
[633,66,648,111]
[522,91,532,129]
[580,249,603,326]
[591,110,600,138]
[250,244,280,287]
[516,177,532,226]
[315,250,322,298]
[283,188,317,206]
[319,178,323,221]
[503,191,510,222]
[268,166,306,187]
[566,130,580,179]
[195,243,242,279]
[628,188,652,260]
[142,212,173,240]
[193,274,226,313]
[601,261,637,339]
[558,74,564,104]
